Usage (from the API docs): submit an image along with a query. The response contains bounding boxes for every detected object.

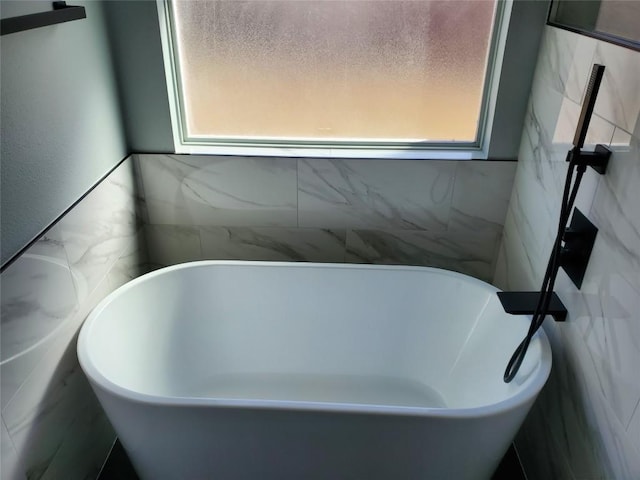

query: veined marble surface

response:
[450,161,516,230]
[145,224,203,267]
[345,229,497,282]
[200,227,347,263]
[298,158,456,230]
[58,161,141,302]
[495,26,640,480]
[138,154,298,227]
[1,418,24,480]
[593,41,640,135]
[136,154,516,282]
[0,252,78,365]
[0,158,143,480]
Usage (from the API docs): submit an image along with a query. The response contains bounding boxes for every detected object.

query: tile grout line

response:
[96,437,119,480]
[625,396,640,431]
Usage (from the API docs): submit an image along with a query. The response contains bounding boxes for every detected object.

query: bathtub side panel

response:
[91,384,536,480]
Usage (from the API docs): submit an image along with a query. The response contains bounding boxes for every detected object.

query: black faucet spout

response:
[497,291,567,322]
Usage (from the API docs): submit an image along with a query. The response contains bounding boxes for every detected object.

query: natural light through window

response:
[167,0,498,146]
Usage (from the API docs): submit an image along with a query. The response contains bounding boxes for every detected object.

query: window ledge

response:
[176,143,490,160]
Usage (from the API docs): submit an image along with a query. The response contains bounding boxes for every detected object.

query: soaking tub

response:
[78,261,551,480]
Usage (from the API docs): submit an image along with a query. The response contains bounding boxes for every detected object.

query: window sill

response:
[176,143,491,161]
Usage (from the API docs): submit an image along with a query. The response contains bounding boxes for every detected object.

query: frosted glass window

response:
[170,0,497,143]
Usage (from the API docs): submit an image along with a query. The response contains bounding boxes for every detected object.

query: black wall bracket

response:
[566,143,612,174]
[1,2,86,36]
[560,207,598,289]
[497,291,567,322]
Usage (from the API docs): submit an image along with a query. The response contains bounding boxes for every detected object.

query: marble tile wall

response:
[136,154,517,282]
[0,157,148,480]
[494,27,640,479]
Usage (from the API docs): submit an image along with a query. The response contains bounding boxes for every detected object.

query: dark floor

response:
[98,439,526,480]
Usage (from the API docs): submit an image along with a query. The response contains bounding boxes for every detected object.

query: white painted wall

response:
[102,0,174,153]
[0,0,127,265]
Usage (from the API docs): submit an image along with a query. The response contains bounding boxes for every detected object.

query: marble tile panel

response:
[298,158,455,230]
[1,416,25,480]
[513,123,605,269]
[18,224,68,262]
[492,229,509,290]
[506,117,640,479]
[0,157,147,480]
[593,41,640,135]
[492,208,539,291]
[0,225,109,410]
[593,401,640,480]
[0,249,79,365]
[145,224,202,267]
[200,227,346,263]
[3,338,92,480]
[3,339,105,480]
[138,154,298,227]
[611,126,636,147]
[514,402,577,480]
[504,87,615,287]
[590,133,640,264]
[499,80,617,283]
[520,76,567,172]
[345,229,497,282]
[568,233,640,430]
[559,325,640,480]
[533,26,580,98]
[528,55,615,177]
[449,161,516,230]
[106,233,149,292]
[564,33,598,105]
[513,158,601,265]
[585,336,640,435]
[2,318,84,429]
[504,168,640,480]
[505,161,557,276]
[531,320,611,480]
[0,278,98,411]
[1,267,115,478]
[499,215,634,478]
[500,29,640,480]
[39,391,114,480]
[131,154,150,225]
[553,98,615,149]
[1,339,51,411]
[0,226,73,395]
[628,401,640,454]
[74,263,120,327]
[57,159,139,303]
[447,209,504,243]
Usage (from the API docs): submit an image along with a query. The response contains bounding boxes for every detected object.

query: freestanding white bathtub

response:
[78,261,551,480]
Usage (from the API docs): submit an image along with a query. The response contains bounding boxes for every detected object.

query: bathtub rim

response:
[77,260,552,419]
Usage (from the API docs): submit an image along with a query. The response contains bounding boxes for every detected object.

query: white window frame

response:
[157,0,515,160]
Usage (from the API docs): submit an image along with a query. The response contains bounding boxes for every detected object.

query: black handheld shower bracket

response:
[566,143,612,175]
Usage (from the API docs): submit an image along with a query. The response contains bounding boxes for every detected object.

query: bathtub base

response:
[96,388,532,480]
